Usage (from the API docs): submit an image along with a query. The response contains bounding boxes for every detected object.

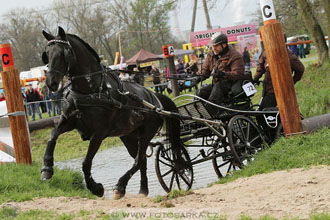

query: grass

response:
[30,128,122,163]
[216,127,330,185]
[0,162,95,204]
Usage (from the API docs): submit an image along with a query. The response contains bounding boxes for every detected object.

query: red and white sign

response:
[162,44,175,58]
[0,43,15,71]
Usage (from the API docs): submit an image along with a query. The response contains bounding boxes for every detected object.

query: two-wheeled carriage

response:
[147,79,283,193]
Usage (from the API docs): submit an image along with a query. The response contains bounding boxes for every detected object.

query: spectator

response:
[0,92,5,102]
[176,58,185,79]
[39,77,52,117]
[150,64,161,93]
[243,47,251,71]
[297,38,306,59]
[26,84,42,121]
[289,38,299,57]
[253,48,261,66]
[49,90,63,116]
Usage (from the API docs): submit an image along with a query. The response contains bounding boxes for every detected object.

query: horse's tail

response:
[154,93,183,156]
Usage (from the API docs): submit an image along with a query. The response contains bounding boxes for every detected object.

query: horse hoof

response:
[138,190,149,197]
[40,171,53,181]
[92,183,104,197]
[113,189,124,200]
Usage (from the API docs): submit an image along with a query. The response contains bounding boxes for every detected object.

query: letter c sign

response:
[0,43,15,71]
[260,0,276,22]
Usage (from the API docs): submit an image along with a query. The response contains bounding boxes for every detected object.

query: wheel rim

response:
[155,145,193,193]
[228,115,268,167]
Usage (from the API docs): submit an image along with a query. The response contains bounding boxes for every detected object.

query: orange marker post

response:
[259,0,302,137]
[0,43,32,164]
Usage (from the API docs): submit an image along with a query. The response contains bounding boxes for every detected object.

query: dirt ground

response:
[2,166,330,219]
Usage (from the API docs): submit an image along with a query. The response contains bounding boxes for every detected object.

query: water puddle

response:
[56,139,224,199]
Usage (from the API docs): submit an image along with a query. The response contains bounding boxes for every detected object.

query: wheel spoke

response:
[179,173,191,186]
[159,159,173,167]
[175,173,181,189]
[217,159,231,169]
[232,129,245,143]
[237,120,246,140]
[250,135,261,144]
[226,162,233,174]
[169,172,175,190]
[161,168,174,178]
[246,122,250,140]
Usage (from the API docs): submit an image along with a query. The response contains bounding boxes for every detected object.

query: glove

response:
[213,70,226,79]
[196,75,205,83]
[253,78,260,85]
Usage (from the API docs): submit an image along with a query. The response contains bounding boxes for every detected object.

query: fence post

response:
[259,0,302,136]
[0,43,32,164]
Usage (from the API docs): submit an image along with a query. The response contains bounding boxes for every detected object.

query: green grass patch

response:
[295,61,330,118]
[0,162,95,204]
[31,128,122,163]
[217,128,330,185]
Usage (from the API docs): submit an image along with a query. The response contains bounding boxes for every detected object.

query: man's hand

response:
[253,78,260,85]
[196,75,207,83]
[213,69,226,78]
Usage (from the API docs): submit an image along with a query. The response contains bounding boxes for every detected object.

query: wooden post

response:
[259,0,302,136]
[162,44,179,97]
[0,43,32,164]
[167,56,180,97]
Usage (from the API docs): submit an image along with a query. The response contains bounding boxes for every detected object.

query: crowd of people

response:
[23,78,63,121]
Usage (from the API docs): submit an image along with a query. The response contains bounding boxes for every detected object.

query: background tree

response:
[296,0,329,64]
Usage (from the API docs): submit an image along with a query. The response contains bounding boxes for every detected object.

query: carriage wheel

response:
[228,115,268,167]
[155,145,193,193]
[212,141,239,178]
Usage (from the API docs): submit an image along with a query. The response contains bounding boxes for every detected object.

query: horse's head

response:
[42,26,75,92]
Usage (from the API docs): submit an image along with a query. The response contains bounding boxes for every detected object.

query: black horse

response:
[41,27,183,199]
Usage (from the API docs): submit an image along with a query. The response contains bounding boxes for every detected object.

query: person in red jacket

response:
[25,84,43,121]
[0,93,5,102]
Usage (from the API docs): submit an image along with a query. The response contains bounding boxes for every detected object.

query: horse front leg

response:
[41,116,74,180]
[139,157,148,196]
[82,135,104,197]
[114,139,147,200]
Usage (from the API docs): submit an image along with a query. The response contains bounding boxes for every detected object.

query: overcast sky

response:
[0,0,261,32]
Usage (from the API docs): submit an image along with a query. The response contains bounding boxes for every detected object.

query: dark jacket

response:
[202,46,245,81]
[243,51,251,64]
[150,68,161,84]
[254,49,304,94]
[26,89,42,102]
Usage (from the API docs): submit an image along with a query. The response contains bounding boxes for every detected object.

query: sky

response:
[0,0,261,33]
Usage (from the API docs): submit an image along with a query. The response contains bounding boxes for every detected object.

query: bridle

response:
[45,39,76,78]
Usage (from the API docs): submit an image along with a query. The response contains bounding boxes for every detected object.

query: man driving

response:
[198,32,245,114]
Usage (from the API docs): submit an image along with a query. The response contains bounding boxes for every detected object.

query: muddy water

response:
[56,140,222,199]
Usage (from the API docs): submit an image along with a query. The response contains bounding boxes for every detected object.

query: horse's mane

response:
[67,34,101,63]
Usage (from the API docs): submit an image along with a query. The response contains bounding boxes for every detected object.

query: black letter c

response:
[263,5,272,18]
[2,54,10,65]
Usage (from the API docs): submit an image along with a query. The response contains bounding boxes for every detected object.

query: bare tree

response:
[191,0,198,32]
[321,0,330,57]
[202,0,212,29]
[296,0,329,64]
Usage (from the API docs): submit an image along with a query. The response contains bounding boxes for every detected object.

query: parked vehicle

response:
[287,34,311,55]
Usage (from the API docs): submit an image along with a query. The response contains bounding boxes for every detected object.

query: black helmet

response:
[209,32,228,46]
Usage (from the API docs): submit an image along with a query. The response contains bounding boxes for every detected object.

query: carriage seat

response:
[228,71,253,100]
